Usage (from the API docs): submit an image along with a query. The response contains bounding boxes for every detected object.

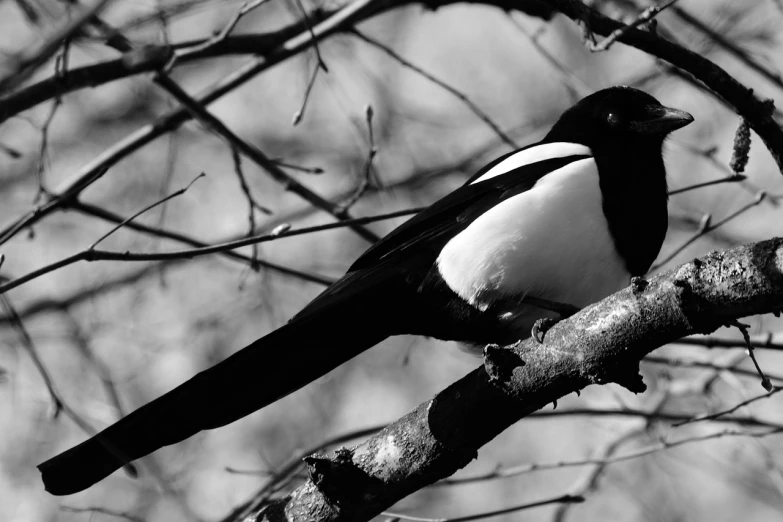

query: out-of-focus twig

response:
[67,199,334,286]
[231,148,270,270]
[645,355,783,383]
[61,506,143,522]
[339,105,377,211]
[651,191,766,270]
[0,207,423,295]
[0,295,102,439]
[0,0,114,93]
[440,428,783,486]
[672,335,783,351]
[292,61,321,126]
[673,388,783,427]
[352,28,518,149]
[383,494,584,522]
[728,319,773,391]
[585,0,678,52]
[88,173,205,250]
[667,174,746,195]
[173,0,274,60]
[153,72,380,243]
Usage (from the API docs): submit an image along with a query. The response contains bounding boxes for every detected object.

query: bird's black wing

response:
[295,153,590,320]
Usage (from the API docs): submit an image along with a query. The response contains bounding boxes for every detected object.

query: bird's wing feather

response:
[294,153,590,321]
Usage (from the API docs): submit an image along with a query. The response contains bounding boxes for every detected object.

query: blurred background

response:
[1,0,783,520]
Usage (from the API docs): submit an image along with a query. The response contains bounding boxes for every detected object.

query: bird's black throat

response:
[590,138,669,276]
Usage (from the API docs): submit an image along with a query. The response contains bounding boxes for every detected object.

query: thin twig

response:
[0,207,423,295]
[173,0,273,60]
[586,0,678,52]
[0,0,380,248]
[35,44,70,200]
[440,428,783,485]
[88,173,205,250]
[61,311,126,418]
[340,105,377,211]
[673,388,783,427]
[153,72,379,242]
[670,5,783,94]
[667,174,746,195]
[672,335,783,351]
[645,355,783,383]
[0,0,115,93]
[0,295,106,440]
[67,199,334,286]
[672,141,778,205]
[61,506,143,522]
[651,192,766,270]
[507,14,592,99]
[292,60,321,126]
[271,158,324,174]
[382,494,584,522]
[553,428,643,522]
[227,425,385,521]
[352,28,517,149]
[231,148,267,270]
[292,0,328,71]
[728,319,774,391]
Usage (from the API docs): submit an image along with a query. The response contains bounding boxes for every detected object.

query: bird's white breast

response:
[437,157,630,313]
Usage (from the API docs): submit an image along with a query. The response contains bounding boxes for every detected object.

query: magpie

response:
[38,86,693,495]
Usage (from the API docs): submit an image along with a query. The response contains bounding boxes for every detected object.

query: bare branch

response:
[88,172,205,250]
[552,428,642,522]
[291,61,321,126]
[667,174,746,196]
[672,335,783,351]
[382,494,584,522]
[252,237,783,520]
[645,355,783,383]
[172,0,274,61]
[0,295,140,479]
[585,0,678,53]
[0,0,115,93]
[61,506,143,522]
[727,319,773,391]
[0,207,422,295]
[67,199,335,286]
[154,73,380,243]
[440,428,783,485]
[352,28,518,149]
[339,105,377,211]
[673,388,783,427]
[651,191,766,270]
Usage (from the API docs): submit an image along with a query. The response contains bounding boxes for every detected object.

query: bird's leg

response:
[522,296,581,343]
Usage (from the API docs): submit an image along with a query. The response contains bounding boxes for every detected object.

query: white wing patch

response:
[438,158,630,316]
[470,142,593,185]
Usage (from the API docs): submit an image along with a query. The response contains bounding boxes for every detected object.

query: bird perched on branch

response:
[38,86,693,495]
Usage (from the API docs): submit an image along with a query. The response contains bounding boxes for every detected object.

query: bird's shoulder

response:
[349,142,593,272]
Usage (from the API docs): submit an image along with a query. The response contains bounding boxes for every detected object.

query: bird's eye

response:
[606,112,622,127]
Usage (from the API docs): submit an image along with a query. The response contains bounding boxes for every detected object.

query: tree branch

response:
[251,237,783,521]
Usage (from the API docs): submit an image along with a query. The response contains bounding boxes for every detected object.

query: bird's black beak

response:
[631,105,694,134]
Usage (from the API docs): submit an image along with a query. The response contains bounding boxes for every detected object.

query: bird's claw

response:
[532,318,558,344]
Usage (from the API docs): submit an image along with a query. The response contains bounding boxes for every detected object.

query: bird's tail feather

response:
[38,300,392,495]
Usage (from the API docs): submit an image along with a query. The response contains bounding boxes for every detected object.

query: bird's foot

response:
[532,317,559,344]
[631,276,649,294]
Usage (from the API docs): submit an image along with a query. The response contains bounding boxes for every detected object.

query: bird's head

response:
[544,86,693,149]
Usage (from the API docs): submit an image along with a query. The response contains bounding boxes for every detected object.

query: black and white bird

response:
[38,86,692,495]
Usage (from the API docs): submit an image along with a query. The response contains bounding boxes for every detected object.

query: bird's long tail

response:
[38,294,393,496]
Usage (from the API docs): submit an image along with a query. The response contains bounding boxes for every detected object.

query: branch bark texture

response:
[254,237,783,521]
